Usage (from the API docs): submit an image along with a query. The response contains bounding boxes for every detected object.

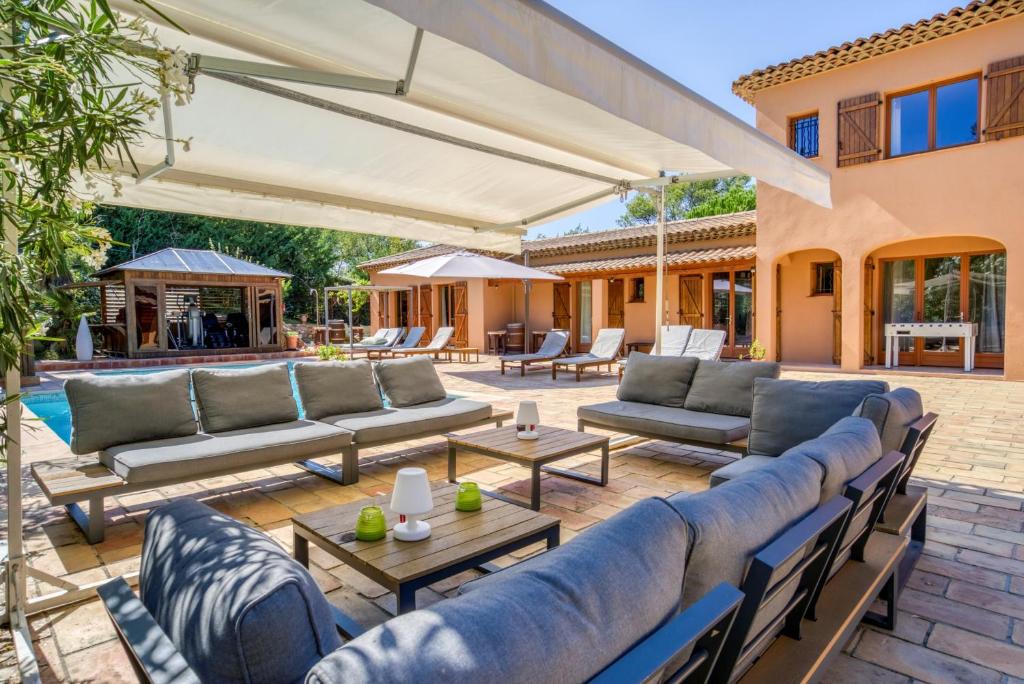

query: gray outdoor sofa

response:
[578,353,781,454]
[33,358,507,543]
[98,397,910,684]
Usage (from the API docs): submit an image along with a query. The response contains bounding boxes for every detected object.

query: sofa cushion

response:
[708,455,779,487]
[192,364,298,433]
[293,360,382,420]
[617,353,699,408]
[781,416,882,501]
[747,378,889,456]
[65,369,197,455]
[307,498,689,684]
[578,400,749,444]
[321,398,491,444]
[683,360,780,417]
[140,499,342,684]
[373,356,446,407]
[100,420,352,483]
[669,455,822,663]
[854,387,924,455]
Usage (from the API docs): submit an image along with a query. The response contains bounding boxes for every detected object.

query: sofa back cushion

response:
[747,378,890,456]
[192,364,298,433]
[617,353,699,408]
[307,498,689,684]
[781,416,882,501]
[294,360,382,420]
[854,387,924,455]
[65,369,196,454]
[373,356,446,407]
[683,360,781,417]
[140,499,341,684]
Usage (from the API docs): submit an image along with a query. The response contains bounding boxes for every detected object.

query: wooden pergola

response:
[80,248,290,358]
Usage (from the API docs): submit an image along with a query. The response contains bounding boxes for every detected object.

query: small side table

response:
[452,347,479,363]
[625,340,654,354]
[486,331,507,355]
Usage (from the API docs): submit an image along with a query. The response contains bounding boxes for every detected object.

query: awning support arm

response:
[398,28,424,95]
[135,90,176,184]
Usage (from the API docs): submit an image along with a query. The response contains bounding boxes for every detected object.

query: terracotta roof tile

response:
[733,0,1024,103]
[536,245,756,276]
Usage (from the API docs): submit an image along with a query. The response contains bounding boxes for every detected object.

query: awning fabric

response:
[380,251,563,280]
[97,0,830,254]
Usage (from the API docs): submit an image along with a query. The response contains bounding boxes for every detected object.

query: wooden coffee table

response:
[292,484,559,615]
[447,425,610,511]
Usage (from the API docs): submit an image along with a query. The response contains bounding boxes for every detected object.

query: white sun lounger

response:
[617,325,693,380]
[683,328,727,361]
[390,326,454,360]
[551,328,625,381]
[500,330,569,376]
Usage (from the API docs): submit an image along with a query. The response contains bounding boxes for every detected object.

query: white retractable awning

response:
[96,0,830,255]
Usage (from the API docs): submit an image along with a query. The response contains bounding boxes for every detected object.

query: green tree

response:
[617,176,755,226]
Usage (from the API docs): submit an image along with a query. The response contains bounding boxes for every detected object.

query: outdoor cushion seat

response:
[708,454,777,487]
[577,400,750,444]
[373,355,447,407]
[781,416,883,502]
[139,499,342,684]
[308,497,690,684]
[854,387,924,455]
[320,398,492,444]
[192,363,299,433]
[100,420,353,483]
[616,353,699,407]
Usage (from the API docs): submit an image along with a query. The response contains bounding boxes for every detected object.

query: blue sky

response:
[530,0,959,239]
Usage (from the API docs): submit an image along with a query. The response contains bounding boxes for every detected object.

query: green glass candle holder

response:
[455,482,482,512]
[354,505,387,541]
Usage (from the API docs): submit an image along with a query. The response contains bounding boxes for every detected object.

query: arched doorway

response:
[867,236,1006,370]
[776,249,842,365]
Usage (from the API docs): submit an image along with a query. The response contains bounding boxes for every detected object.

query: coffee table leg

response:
[546,526,560,549]
[600,442,609,485]
[448,444,457,483]
[294,533,309,568]
[397,584,417,615]
[531,463,542,511]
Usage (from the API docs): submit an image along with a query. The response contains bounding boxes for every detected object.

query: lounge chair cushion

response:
[854,387,924,455]
[617,353,698,408]
[65,369,197,455]
[747,378,889,456]
[320,398,491,443]
[308,498,688,684]
[669,454,822,657]
[683,360,781,417]
[139,499,342,684]
[294,360,382,420]
[578,400,750,444]
[100,420,352,483]
[781,416,882,501]
[192,364,298,433]
[373,356,446,407]
[707,454,779,487]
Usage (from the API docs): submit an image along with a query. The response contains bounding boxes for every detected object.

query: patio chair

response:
[682,328,727,360]
[617,325,693,380]
[551,328,625,381]
[365,326,425,359]
[389,326,454,360]
[345,327,404,356]
[499,330,569,376]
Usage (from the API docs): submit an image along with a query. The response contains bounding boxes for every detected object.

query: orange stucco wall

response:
[778,249,840,365]
[752,14,1024,378]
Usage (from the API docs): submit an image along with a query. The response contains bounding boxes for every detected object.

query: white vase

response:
[75,314,93,362]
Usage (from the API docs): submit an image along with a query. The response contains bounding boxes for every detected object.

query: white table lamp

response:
[516,400,540,440]
[390,467,434,541]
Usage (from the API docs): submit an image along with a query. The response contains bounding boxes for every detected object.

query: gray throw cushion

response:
[373,356,446,407]
[140,499,341,684]
[780,416,882,501]
[854,387,924,455]
[683,360,781,417]
[307,498,689,684]
[708,455,779,487]
[578,400,750,444]
[65,369,196,455]
[192,364,298,433]
[293,360,382,420]
[747,378,889,456]
[617,353,699,408]
[321,398,492,444]
[669,454,822,665]
[101,420,352,483]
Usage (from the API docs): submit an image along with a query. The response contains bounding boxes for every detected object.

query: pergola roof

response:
[96,0,830,256]
[93,248,290,278]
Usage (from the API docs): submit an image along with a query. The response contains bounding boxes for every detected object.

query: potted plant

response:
[743,339,768,361]
[285,330,301,350]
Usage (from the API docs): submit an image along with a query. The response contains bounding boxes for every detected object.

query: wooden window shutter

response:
[836,93,882,167]
[985,54,1024,141]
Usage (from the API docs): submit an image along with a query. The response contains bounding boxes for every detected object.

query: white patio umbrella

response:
[379,251,562,281]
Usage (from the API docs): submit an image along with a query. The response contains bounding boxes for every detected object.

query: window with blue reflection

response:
[936,78,979,148]
[889,90,929,156]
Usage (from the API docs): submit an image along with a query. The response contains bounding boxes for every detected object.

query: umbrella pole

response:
[654,185,665,355]
[347,287,355,358]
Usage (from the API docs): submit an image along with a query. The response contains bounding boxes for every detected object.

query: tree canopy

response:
[617,176,755,226]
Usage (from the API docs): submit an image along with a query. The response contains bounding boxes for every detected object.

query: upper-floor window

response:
[888,75,979,157]
[788,112,819,158]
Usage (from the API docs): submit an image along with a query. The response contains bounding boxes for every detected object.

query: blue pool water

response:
[23,361,308,446]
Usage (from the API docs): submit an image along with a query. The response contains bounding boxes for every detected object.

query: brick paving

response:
[1,358,1023,682]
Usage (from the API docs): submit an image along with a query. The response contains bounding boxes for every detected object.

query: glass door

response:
[882,260,917,364]
[733,270,754,349]
[968,253,1006,360]
[576,280,593,352]
[921,255,962,366]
